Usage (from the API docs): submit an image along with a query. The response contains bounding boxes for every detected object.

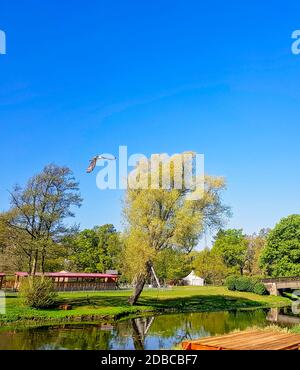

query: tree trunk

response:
[131,319,145,350]
[28,255,32,274]
[128,261,152,305]
[31,250,38,275]
[41,248,46,274]
[128,273,147,305]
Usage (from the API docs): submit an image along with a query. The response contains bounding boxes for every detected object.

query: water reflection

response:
[267,307,300,326]
[0,308,293,350]
[131,317,155,350]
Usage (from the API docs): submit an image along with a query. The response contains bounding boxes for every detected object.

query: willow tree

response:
[123,154,229,305]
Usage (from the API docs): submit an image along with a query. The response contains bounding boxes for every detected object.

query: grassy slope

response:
[0,286,290,325]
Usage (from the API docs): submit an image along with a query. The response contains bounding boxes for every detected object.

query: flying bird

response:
[86,155,117,173]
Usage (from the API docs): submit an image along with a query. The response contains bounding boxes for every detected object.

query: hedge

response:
[225,275,268,295]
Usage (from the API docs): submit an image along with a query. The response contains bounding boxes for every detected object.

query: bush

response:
[225,275,268,295]
[225,276,237,291]
[234,276,254,292]
[20,277,57,309]
[253,282,268,295]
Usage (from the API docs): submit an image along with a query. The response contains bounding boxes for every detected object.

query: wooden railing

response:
[53,281,117,291]
[2,280,15,290]
[1,276,16,291]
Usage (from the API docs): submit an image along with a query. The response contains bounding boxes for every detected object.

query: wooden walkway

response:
[182,330,300,350]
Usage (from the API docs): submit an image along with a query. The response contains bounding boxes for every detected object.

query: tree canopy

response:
[3,164,82,274]
[260,215,300,277]
[212,229,248,275]
[193,248,228,284]
[153,248,192,283]
[245,229,269,275]
[69,224,122,273]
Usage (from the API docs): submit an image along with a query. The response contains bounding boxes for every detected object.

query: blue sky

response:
[1,1,300,245]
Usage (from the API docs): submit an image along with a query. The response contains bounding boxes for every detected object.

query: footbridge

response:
[261,277,300,296]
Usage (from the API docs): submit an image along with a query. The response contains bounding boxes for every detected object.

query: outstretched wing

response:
[86,157,98,173]
[86,155,117,173]
[101,155,117,161]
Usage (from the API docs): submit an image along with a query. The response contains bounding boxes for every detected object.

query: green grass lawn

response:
[0,286,291,325]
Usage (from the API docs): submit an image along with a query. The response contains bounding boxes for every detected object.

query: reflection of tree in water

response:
[0,324,114,350]
[138,310,268,348]
[116,310,267,349]
[131,317,155,350]
[0,310,269,350]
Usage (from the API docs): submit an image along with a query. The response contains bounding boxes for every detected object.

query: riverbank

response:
[0,286,291,326]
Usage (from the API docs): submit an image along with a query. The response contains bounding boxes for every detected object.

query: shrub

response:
[234,276,252,292]
[236,276,258,292]
[225,276,237,291]
[20,276,57,309]
[253,282,268,295]
[225,275,268,295]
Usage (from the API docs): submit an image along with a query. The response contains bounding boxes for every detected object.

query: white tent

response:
[182,271,204,286]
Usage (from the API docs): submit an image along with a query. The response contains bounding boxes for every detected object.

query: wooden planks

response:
[182,330,300,350]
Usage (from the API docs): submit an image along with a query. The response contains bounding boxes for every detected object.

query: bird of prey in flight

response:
[86,155,117,173]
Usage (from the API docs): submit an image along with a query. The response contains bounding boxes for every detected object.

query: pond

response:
[0,308,298,350]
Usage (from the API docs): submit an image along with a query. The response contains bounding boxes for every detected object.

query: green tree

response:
[212,229,248,275]
[193,248,228,284]
[123,154,230,305]
[4,164,82,274]
[245,229,269,275]
[0,214,32,272]
[70,224,122,273]
[153,248,191,284]
[260,215,300,277]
